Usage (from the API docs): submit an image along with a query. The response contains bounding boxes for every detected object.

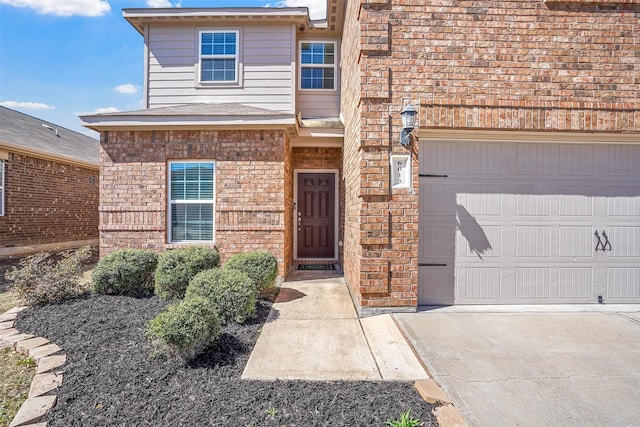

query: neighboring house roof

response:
[80,103,297,131]
[0,106,99,168]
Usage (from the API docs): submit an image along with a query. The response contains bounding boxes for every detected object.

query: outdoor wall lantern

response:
[400,104,417,146]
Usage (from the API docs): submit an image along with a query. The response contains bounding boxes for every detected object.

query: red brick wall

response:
[342,0,365,309]
[0,152,98,248]
[292,147,344,261]
[99,129,290,276]
[345,0,640,313]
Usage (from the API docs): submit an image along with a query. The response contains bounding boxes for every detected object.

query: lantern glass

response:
[401,105,417,130]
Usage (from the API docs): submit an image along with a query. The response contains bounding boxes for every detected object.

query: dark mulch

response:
[16,295,438,426]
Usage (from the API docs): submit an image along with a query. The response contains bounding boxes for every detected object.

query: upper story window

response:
[299,41,336,90]
[0,161,4,216]
[168,161,215,243]
[199,30,238,84]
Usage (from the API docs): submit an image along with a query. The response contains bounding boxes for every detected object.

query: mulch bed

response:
[16,294,438,426]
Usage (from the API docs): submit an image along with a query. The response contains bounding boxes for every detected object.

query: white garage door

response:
[418,139,640,305]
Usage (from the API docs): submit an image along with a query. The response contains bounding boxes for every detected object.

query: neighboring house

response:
[82,1,640,315]
[0,106,99,256]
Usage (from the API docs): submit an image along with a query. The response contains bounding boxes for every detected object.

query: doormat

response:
[297,264,335,270]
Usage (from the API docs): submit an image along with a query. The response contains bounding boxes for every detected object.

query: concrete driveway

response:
[395,307,640,426]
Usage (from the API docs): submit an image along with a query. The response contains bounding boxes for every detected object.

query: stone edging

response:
[0,306,65,427]
[414,379,468,427]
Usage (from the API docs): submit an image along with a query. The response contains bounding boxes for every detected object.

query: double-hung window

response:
[199,30,238,83]
[300,41,336,90]
[0,161,4,216]
[169,162,215,242]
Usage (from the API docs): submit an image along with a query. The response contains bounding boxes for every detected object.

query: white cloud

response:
[146,0,181,7]
[114,83,139,95]
[75,107,120,116]
[276,0,325,20]
[1,100,55,110]
[0,0,110,17]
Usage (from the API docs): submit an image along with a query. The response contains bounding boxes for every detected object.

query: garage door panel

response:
[515,267,551,300]
[516,225,551,257]
[420,225,455,259]
[516,186,552,216]
[558,144,594,176]
[419,139,640,305]
[607,186,640,216]
[517,143,558,175]
[465,142,503,174]
[608,145,640,176]
[607,227,640,257]
[420,183,456,217]
[421,141,504,176]
[457,224,501,259]
[558,186,594,217]
[607,268,640,299]
[558,226,594,258]
[418,267,454,305]
[464,267,502,300]
[558,267,593,300]
[421,142,460,175]
[459,186,502,216]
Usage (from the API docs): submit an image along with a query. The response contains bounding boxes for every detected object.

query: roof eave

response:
[123,7,311,35]
[0,141,99,169]
[80,114,297,132]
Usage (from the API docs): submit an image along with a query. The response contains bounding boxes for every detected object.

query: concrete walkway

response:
[395,309,640,426]
[242,270,428,381]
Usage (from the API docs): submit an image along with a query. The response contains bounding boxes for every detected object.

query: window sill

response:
[165,242,217,250]
[196,82,242,89]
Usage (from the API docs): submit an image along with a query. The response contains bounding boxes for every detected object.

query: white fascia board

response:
[81,114,296,131]
[123,7,310,18]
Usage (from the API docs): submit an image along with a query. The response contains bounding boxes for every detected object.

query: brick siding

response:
[343,0,640,314]
[0,152,98,249]
[99,129,291,276]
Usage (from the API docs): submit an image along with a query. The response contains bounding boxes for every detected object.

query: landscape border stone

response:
[2,306,64,427]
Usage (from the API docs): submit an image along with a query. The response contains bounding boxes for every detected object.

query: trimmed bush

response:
[154,246,220,300]
[6,246,93,305]
[185,268,256,325]
[92,249,158,296]
[222,251,278,292]
[145,296,221,362]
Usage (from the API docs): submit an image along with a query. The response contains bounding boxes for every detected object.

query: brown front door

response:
[297,173,335,258]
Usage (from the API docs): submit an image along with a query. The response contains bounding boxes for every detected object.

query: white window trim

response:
[167,160,216,244]
[298,40,337,92]
[197,29,242,87]
[0,160,4,216]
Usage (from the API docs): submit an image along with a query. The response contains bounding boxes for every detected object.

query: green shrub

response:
[222,251,278,292]
[154,246,220,300]
[185,268,256,325]
[91,249,158,296]
[5,246,93,305]
[145,296,221,362]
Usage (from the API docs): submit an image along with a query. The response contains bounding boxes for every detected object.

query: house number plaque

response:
[390,154,411,189]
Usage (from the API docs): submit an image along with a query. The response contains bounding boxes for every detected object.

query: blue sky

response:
[0,0,324,137]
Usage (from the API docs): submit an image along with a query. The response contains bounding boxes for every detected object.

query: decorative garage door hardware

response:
[594,230,612,252]
[419,263,447,267]
[419,173,448,178]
